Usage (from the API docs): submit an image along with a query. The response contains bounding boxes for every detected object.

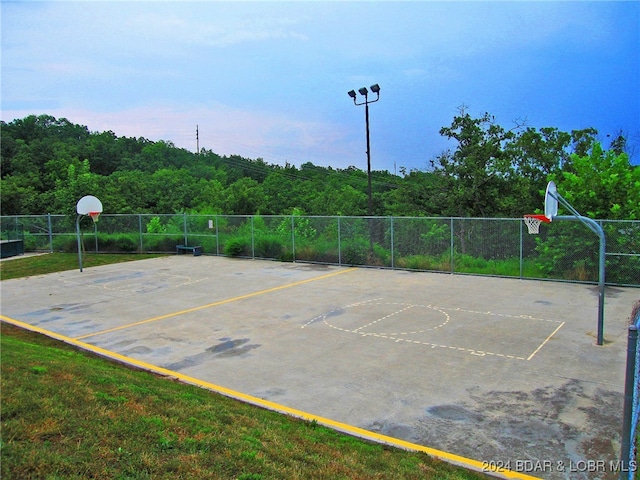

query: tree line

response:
[1,113,638,220]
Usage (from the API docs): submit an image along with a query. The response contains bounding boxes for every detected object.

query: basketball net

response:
[88,212,101,223]
[524,214,550,234]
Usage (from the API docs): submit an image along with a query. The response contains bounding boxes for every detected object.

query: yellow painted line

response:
[527,321,565,361]
[1,315,541,480]
[75,267,358,340]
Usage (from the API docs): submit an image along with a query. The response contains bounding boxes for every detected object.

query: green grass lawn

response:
[1,254,490,479]
[0,253,166,280]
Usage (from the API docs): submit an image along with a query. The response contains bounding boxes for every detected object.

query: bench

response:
[176,244,202,256]
[1,239,24,259]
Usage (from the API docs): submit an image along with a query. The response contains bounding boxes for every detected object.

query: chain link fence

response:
[1,214,638,286]
[621,301,640,479]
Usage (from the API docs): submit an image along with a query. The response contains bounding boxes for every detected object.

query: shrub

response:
[22,232,47,251]
[142,235,183,253]
[254,236,285,260]
[372,244,390,267]
[224,238,250,257]
[396,254,437,271]
[146,216,167,234]
[342,239,369,265]
[190,236,218,255]
[294,238,338,263]
[51,234,77,253]
[97,233,139,253]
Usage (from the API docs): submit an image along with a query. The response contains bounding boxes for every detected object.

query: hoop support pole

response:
[555,212,606,346]
[548,188,606,345]
[76,214,83,273]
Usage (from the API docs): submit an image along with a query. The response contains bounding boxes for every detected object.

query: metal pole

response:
[138,214,143,252]
[47,213,53,253]
[183,213,188,246]
[365,102,372,217]
[364,101,375,255]
[550,191,607,345]
[519,217,524,279]
[291,215,296,262]
[215,216,219,255]
[620,324,638,479]
[251,216,255,259]
[555,214,606,345]
[349,87,378,216]
[76,215,83,272]
[450,218,455,274]
[390,216,395,269]
[94,220,98,253]
[338,216,342,266]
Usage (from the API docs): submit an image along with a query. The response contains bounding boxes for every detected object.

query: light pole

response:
[348,84,380,216]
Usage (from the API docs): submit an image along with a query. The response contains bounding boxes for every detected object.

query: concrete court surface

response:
[1,255,638,479]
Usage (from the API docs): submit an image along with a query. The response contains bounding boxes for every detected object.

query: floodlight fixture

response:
[358,87,368,96]
[348,90,357,99]
[370,84,380,93]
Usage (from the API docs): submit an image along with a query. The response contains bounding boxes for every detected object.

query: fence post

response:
[291,215,296,262]
[215,216,219,255]
[183,213,188,246]
[450,218,455,274]
[138,215,143,252]
[519,217,524,279]
[338,217,342,266]
[94,220,99,253]
[251,216,255,259]
[47,213,53,252]
[621,321,639,479]
[390,216,395,269]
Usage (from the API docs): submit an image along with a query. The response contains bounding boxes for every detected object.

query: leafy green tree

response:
[431,112,516,217]
[149,169,198,213]
[550,143,640,220]
[310,183,367,216]
[276,207,317,239]
[3,140,42,184]
[85,131,121,176]
[0,176,41,215]
[505,127,571,213]
[121,141,189,172]
[146,216,167,234]
[223,177,266,215]
[537,143,640,283]
[2,114,88,144]
[570,127,599,157]
[1,112,635,225]
[102,170,154,213]
[189,178,224,213]
[608,131,627,156]
[381,169,439,216]
[261,170,312,215]
[53,159,101,216]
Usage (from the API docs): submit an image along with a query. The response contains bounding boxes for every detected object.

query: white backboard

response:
[76,195,103,215]
[544,181,558,220]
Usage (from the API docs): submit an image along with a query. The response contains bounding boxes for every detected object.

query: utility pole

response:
[196,125,199,155]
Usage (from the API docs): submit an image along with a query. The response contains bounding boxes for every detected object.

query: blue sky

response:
[2,1,639,172]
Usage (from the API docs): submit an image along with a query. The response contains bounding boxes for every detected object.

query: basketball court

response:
[2,254,638,479]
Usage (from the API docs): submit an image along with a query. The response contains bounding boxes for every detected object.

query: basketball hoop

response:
[524,214,550,234]
[88,211,101,223]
